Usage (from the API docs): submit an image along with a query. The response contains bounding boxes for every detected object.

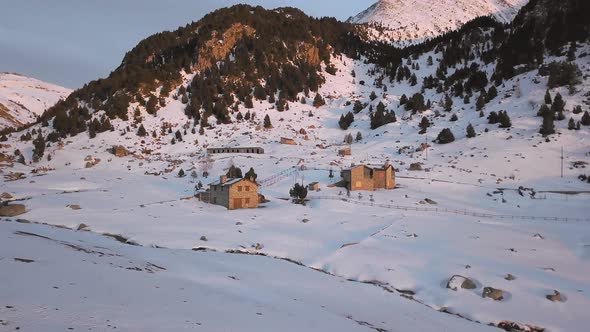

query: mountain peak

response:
[0,73,71,130]
[348,0,528,46]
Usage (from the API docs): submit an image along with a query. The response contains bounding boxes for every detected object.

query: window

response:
[245,198,250,204]
[238,186,243,192]
[245,186,250,192]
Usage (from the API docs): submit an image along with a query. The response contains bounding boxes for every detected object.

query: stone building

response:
[340,163,396,191]
[207,176,259,210]
[338,147,351,157]
[207,147,264,154]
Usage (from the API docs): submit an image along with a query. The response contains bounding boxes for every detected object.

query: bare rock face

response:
[446,275,477,290]
[546,290,565,302]
[67,205,82,210]
[0,204,26,217]
[482,287,504,301]
[195,23,256,72]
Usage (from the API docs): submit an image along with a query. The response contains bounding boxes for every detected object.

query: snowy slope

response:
[0,220,497,332]
[0,73,71,129]
[347,0,528,46]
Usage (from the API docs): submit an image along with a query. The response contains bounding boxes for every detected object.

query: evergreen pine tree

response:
[263,114,272,128]
[436,128,455,144]
[137,124,147,137]
[487,86,498,101]
[551,93,565,115]
[245,167,258,181]
[476,93,486,111]
[399,94,408,106]
[289,183,308,204]
[540,103,555,136]
[581,111,590,126]
[537,104,550,117]
[444,94,453,112]
[488,111,499,124]
[568,117,576,130]
[466,123,476,138]
[369,91,377,101]
[226,165,243,178]
[146,95,158,115]
[418,116,430,134]
[355,131,362,142]
[545,89,552,104]
[32,133,45,162]
[313,93,325,108]
[499,111,512,128]
[353,100,364,113]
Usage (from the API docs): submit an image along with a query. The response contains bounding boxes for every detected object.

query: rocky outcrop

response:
[0,204,26,217]
[112,145,130,157]
[195,23,256,72]
[298,43,321,66]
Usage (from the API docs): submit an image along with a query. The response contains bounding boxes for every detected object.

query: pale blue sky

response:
[0,0,374,88]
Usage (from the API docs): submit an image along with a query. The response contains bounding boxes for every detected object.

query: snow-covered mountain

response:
[1,1,589,331]
[0,73,71,130]
[348,0,528,46]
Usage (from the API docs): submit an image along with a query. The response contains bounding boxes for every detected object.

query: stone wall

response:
[227,180,259,210]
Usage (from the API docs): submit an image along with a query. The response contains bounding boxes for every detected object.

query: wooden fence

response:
[309,195,590,223]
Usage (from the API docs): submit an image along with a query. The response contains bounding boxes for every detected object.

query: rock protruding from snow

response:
[347,0,528,46]
[0,204,26,217]
[482,287,504,301]
[446,275,477,291]
[546,290,565,302]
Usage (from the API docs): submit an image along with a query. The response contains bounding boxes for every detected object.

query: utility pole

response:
[561,146,564,178]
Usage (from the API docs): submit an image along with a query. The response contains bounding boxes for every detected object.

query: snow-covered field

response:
[1,40,590,331]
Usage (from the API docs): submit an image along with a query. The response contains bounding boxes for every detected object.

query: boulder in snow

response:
[0,204,26,217]
[446,275,476,291]
[546,290,565,302]
[482,287,504,301]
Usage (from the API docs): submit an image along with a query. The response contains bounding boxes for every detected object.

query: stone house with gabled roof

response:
[208,175,259,210]
[340,163,396,191]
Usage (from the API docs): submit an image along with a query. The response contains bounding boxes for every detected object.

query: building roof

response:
[347,163,393,171]
[209,177,258,187]
[207,147,263,150]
